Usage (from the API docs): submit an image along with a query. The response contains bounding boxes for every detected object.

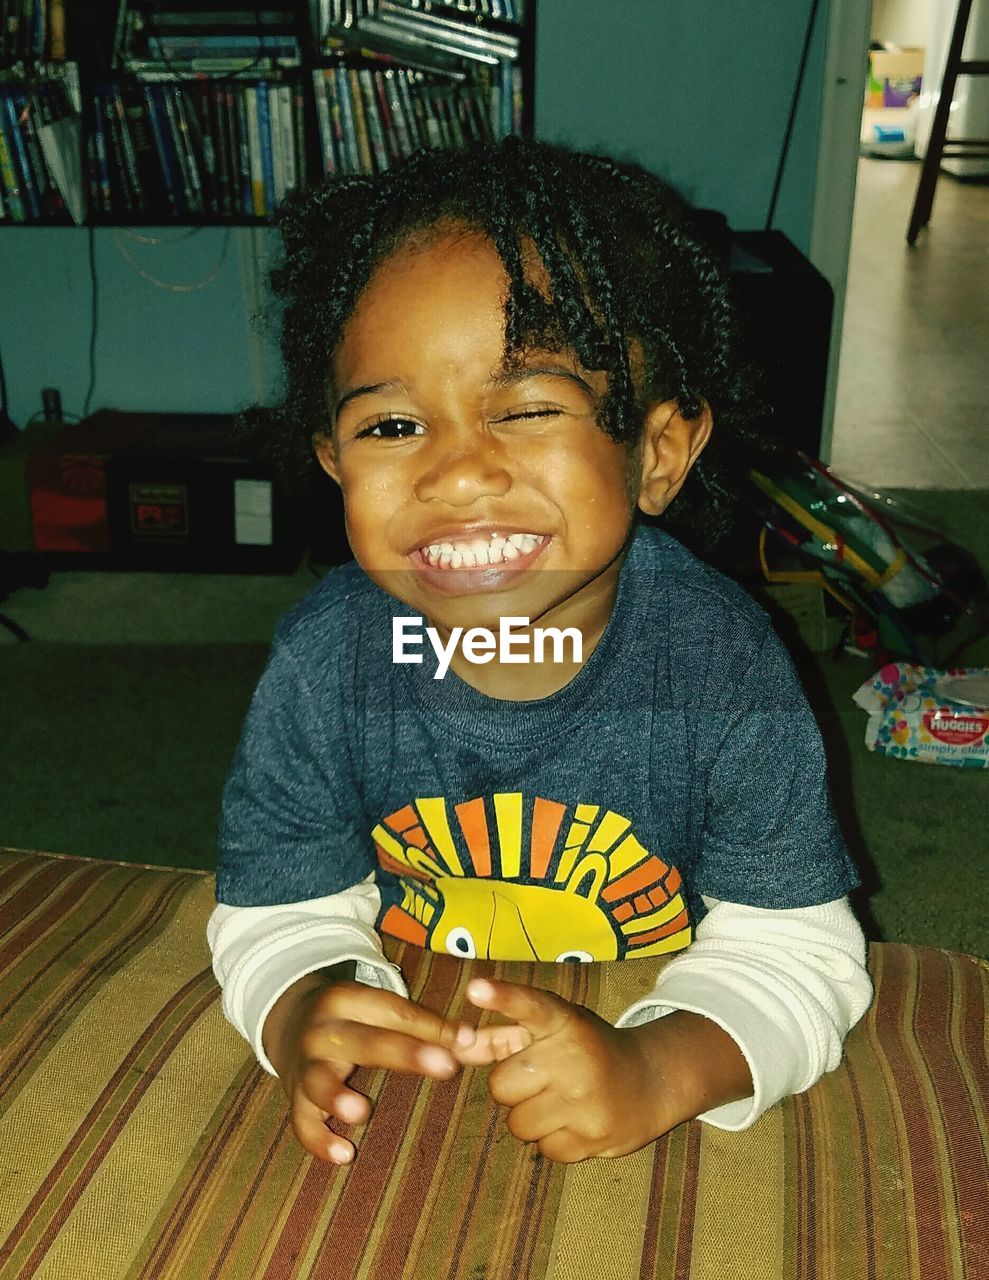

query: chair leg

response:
[907,0,973,244]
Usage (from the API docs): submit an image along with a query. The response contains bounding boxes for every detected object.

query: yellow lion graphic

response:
[371,794,691,962]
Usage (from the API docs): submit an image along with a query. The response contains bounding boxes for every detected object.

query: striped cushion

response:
[0,849,986,1279]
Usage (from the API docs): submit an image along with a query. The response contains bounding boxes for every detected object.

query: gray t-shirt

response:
[218,525,858,964]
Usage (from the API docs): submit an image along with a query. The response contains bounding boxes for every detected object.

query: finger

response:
[295,1062,372,1126]
[467,979,572,1041]
[536,1129,587,1164]
[503,1090,564,1144]
[322,984,476,1054]
[330,1086,371,1126]
[451,1023,533,1066]
[488,1048,549,1107]
[290,1085,358,1166]
[296,1056,355,1114]
[303,1019,460,1080]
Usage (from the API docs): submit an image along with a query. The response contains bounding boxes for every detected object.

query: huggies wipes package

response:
[854,664,989,768]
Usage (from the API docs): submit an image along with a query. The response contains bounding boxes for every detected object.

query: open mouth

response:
[414,532,547,570]
[407,531,549,591]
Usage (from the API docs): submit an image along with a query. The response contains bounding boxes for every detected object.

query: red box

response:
[26,413,154,553]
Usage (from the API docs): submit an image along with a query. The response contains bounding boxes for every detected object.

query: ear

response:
[312,433,341,487]
[565,854,607,901]
[635,399,713,517]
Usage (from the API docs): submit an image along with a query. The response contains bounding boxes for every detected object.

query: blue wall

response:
[1,226,269,427]
[0,0,828,429]
[534,0,826,245]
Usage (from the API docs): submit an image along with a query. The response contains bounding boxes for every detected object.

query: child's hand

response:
[460,978,752,1163]
[264,974,476,1166]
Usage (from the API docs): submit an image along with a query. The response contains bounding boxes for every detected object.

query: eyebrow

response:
[332,363,595,418]
[487,365,596,398]
[330,376,411,417]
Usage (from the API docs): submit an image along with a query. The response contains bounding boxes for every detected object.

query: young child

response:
[208,137,872,1168]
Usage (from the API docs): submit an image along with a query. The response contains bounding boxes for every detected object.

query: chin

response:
[418,592,537,635]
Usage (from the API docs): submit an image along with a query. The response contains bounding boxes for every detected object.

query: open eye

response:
[555,949,594,964]
[356,416,424,439]
[445,927,477,958]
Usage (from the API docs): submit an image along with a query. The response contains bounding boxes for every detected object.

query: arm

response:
[207,874,408,1075]
[208,879,476,1165]
[209,595,481,1166]
[453,895,871,1160]
[614,894,874,1129]
[647,617,872,1128]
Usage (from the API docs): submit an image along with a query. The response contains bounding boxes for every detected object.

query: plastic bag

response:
[749,453,988,662]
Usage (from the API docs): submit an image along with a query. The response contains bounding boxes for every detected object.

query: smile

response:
[416,533,547,570]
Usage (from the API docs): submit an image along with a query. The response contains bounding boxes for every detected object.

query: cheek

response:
[333,471,379,539]
[338,460,400,508]
[558,450,638,523]
[335,463,415,560]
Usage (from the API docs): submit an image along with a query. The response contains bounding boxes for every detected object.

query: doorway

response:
[826,0,989,494]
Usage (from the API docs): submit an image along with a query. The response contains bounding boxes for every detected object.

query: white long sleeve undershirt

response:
[206,881,872,1131]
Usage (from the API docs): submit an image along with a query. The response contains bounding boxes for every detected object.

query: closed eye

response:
[498,409,562,422]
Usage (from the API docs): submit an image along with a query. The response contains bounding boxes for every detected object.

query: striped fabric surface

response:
[0,848,987,1280]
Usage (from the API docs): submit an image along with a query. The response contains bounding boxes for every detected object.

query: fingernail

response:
[455,1025,476,1048]
[421,1047,455,1075]
[329,1141,352,1164]
[337,1094,363,1121]
[468,980,494,1003]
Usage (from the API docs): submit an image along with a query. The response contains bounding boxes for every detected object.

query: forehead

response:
[344,227,508,330]
[331,225,579,388]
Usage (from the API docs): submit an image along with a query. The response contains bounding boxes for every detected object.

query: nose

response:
[413,428,513,507]
[491,894,539,960]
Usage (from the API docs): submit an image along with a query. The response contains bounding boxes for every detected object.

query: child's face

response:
[317,225,692,637]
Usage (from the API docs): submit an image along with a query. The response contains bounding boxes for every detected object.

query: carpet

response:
[0,643,268,869]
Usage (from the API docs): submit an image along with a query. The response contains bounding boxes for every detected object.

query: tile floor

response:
[828,156,989,488]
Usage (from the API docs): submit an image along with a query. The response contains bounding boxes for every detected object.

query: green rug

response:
[1,644,268,870]
[797,648,988,959]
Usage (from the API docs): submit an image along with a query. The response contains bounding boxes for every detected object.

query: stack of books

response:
[402,0,523,19]
[89,76,305,219]
[91,3,307,219]
[312,58,518,175]
[0,70,83,222]
[0,0,81,221]
[315,1,524,35]
[312,0,524,176]
[319,0,522,69]
[0,0,70,65]
[116,5,302,74]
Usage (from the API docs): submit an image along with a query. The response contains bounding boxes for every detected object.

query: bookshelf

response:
[0,0,536,227]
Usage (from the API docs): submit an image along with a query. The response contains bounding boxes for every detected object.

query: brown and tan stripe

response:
[1,850,987,1280]
[1,870,196,1105]
[1,970,218,1277]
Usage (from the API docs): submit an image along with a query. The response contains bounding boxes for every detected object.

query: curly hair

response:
[251,135,769,551]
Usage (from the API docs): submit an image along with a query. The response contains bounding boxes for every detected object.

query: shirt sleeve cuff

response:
[613,896,872,1130]
[614,971,779,1129]
[240,924,409,1076]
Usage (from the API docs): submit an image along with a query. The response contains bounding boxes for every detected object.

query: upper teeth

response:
[421,533,545,568]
